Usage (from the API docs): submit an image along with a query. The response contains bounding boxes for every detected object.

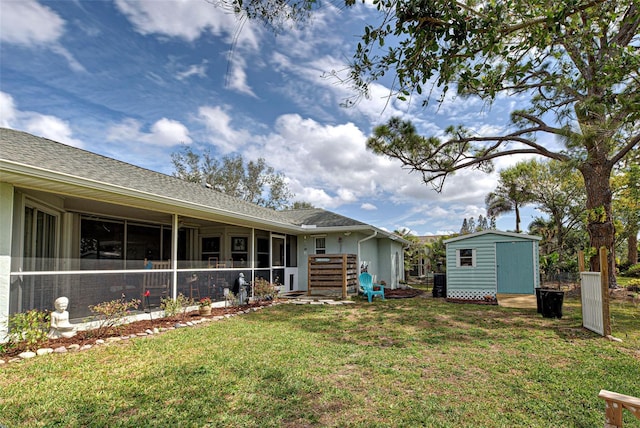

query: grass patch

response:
[1,297,639,427]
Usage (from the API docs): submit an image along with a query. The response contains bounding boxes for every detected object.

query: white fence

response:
[580,272,604,336]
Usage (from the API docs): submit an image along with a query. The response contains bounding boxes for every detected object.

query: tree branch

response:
[499,0,608,36]
[611,133,640,166]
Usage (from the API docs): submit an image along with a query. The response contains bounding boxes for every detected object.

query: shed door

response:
[496,241,534,294]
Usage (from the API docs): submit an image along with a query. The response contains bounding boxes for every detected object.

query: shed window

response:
[457,248,476,267]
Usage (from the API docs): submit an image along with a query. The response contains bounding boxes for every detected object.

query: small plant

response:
[6,309,50,351]
[87,298,140,338]
[160,293,193,319]
[225,290,236,306]
[253,278,278,301]
[624,263,640,278]
[199,297,212,307]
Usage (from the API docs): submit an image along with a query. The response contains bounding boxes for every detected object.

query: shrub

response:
[624,263,640,278]
[160,294,193,319]
[253,278,278,301]
[87,298,140,338]
[6,309,50,351]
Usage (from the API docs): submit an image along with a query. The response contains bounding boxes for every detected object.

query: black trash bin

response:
[432,274,446,298]
[535,288,543,314]
[540,289,564,319]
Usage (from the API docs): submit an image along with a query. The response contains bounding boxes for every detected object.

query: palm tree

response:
[485,164,535,233]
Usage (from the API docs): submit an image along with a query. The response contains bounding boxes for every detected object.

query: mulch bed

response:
[2,301,273,360]
[383,288,424,299]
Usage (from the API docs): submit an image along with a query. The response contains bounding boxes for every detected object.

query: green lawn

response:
[1,295,639,427]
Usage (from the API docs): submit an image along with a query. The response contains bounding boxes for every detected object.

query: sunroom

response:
[7,185,300,320]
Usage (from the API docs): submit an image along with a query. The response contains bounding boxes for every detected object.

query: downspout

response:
[357,230,377,275]
[171,214,179,300]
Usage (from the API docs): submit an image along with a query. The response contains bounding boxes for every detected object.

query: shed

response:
[444,231,541,300]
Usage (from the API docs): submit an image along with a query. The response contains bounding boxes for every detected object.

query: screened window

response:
[315,237,326,254]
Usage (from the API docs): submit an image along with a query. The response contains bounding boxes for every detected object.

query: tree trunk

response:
[555,215,564,266]
[628,229,638,265]
[580,163,617,287]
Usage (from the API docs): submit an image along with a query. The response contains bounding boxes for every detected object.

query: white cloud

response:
[0,92,17,127]
[176,62,208,81]
[107,117,191,147]
[115,0,260,46]
[197,105,252,153]
[115,0,263,96]
[0,91,84,148]
[23,115,85,148]
[0,0,85,72]
[226,55,256,97]
[0,0,64,46]
[361,202,377,210]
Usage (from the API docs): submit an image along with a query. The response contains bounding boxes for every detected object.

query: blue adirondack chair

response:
[359,272,385,302]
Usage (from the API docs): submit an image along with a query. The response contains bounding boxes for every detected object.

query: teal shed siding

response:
[445,232,540,300]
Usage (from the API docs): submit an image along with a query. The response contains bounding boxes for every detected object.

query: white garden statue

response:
[48,296,76,339]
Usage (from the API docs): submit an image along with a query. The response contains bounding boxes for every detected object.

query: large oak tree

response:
[223,0,639,283]
[359,0,639,285]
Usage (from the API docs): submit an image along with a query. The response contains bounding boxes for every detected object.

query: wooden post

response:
[600,247,612,337]
[578,250,585,272]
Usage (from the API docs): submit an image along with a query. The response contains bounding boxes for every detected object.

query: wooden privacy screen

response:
[308,254,358,299]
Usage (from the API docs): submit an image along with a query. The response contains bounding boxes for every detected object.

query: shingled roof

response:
[0,127,298,226]
[1,128,401,240]
[279,208,366,227]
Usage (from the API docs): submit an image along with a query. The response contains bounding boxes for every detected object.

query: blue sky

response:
[0,0,544,236]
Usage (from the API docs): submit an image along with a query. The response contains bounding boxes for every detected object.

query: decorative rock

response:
[106,337,121,343]
[54,346,68,353]
[137,332,147,337]
[95,339,105,345]
[145,329,154,335]
[37,348,54,356]
[80,344,92,351]
[67,344,80,351]
[19,351,37,359]
[186,321,194,326]
[0,359,5,364]
[9,357,22,363]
